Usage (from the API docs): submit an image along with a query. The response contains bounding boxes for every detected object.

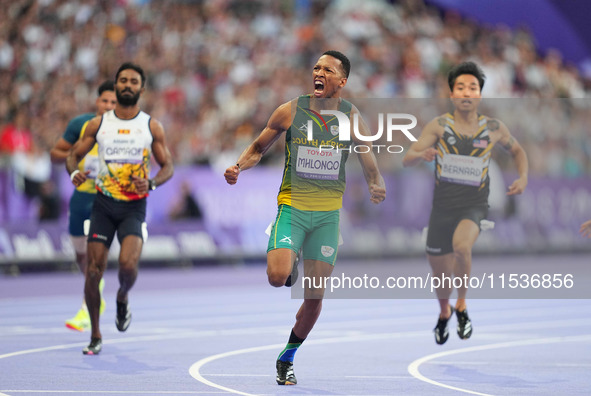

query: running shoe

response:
[99,278,106,315]
[100,298,106,315]
[456,309,473,339]
[65,308,90,332]
[67,278,107,331]
[433,306,454,345]
[276,360,297,385]
[82,338,102,355]
[115,300,132,332]
[284,252,301,287]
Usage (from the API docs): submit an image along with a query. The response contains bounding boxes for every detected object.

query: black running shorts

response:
[426,205,488,256]
[87,193,147,248]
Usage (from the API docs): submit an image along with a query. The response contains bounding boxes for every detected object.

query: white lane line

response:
[188,330,428,396]
[189,343,285,396]
[407,334,591,396]
[0,326,286,360]
[344,375,414,379]
[204,374,271,377]
[0,391,226,394]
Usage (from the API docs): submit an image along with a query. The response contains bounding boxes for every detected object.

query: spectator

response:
[169,181,203,221]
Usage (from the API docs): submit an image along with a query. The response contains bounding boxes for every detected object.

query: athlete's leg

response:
[292,259,333,338]
[267,248,299,287]
[71,235,88,274]
[86,241,109,340]
[266,205,305,287]
[428,253,454,319]
[117,235,143,303]
[451,219,480,311]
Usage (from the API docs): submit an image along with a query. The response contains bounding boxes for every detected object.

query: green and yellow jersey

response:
[62,113,99,194]
[277,95,353,211]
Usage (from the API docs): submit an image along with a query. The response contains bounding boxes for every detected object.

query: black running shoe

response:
[82,337,102,355]
[433,307,454,345]
[276,359,297,385]
[115,300,132,332]
[284,253,300,287]
[456,309,472,339]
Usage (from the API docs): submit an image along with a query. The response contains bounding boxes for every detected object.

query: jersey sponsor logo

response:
[118,129,130,134]
[321,245,335,257]
[447,136,456,145]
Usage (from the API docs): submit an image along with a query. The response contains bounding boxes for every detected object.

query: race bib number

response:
[103,137,144,163]
[296,146,341,180]
[440,154,483,186]
[83,154,99,178]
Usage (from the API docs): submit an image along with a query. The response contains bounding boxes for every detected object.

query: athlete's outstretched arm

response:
[224,102,292,185]
[351,109,386,204]
[494,119,528,195]
[402,117,443,167]
[66,117,100,187]
[132,119,174,195]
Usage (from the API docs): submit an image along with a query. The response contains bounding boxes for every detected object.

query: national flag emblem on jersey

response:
[118,129,131,134]
[472,139,488,149]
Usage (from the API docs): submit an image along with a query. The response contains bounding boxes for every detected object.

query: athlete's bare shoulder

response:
[268,100,296,132]
[422,113,448,138]
[84,115,103,137]
[486,117,501,132]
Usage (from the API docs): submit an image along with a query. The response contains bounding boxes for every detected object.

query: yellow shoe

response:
[65,308,90,332]
[99,278,106,315]
[100,298,106,315]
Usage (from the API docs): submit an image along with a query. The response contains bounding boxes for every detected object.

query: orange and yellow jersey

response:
[95,110,153,201]
[277,95,352,211]
[433,112,492,210]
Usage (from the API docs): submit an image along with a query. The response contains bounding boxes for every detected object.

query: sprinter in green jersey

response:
[225,50,386,386]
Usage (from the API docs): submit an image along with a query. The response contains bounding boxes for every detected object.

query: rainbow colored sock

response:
[277,329,306,362]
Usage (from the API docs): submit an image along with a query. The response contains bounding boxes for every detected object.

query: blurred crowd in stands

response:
[0,0,590,207]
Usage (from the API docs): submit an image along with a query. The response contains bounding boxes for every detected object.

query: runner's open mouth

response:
[314,80,325,96]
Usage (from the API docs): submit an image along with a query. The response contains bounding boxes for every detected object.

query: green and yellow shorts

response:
[267,204,340,265]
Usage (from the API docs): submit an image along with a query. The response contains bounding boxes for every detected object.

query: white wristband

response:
[70,170,80,182]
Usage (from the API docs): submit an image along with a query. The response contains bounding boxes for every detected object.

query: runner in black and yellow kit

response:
[403,62,528,345]
[224,50,386,385]
[50,81,116,331]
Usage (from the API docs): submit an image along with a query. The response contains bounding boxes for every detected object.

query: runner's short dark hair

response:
[97,80,115,96]
[323,50,350,78]
[115,62,146,87]
[448,61,485,91]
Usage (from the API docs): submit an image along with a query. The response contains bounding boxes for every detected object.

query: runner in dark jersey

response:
[225,51,386,385]
[403,62,528,345]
